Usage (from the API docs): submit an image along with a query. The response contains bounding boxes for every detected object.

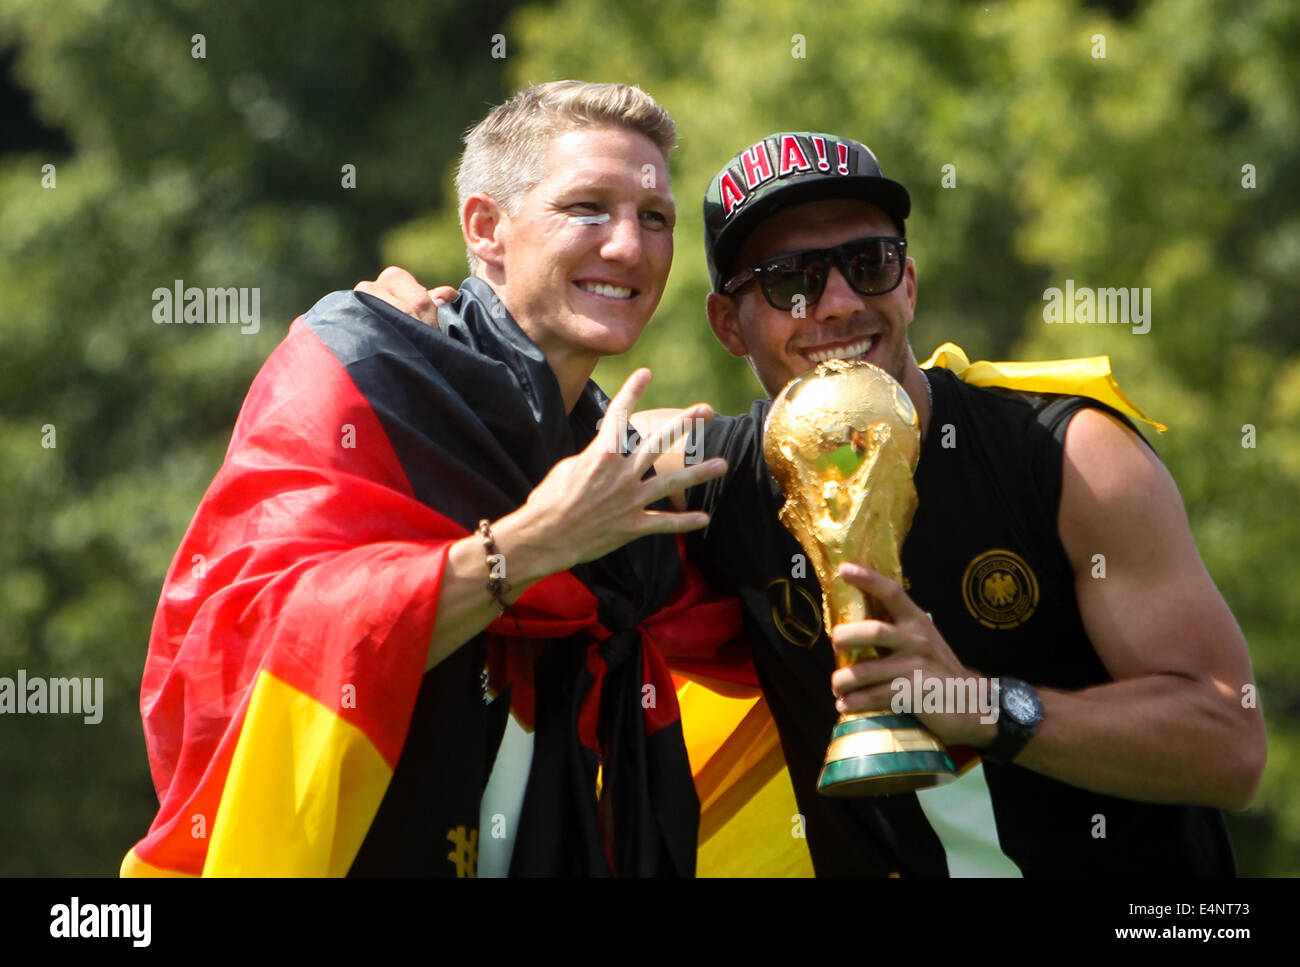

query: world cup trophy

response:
[763,359,957,796]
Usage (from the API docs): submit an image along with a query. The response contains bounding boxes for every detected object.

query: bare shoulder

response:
[1061,407,1167,495]
[1057,406,1245,679]
[1058,407,1186,563]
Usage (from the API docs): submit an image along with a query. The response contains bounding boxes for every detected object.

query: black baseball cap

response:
[703,132,910,292]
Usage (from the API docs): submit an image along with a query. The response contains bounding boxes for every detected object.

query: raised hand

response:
[513,368,726,569]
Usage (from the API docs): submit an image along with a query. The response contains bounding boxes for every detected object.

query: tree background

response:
[1,0,1296,875]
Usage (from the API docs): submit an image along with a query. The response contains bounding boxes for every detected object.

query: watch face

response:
[1004,686,1038,724]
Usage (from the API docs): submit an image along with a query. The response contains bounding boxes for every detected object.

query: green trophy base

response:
[817,712,959,797]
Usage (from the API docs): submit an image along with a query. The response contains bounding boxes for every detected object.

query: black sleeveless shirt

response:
[687,365,1235,876]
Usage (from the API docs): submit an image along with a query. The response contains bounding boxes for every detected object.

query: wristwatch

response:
[984,677,1044,765]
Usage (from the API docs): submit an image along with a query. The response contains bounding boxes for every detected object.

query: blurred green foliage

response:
[1,0,1295,875]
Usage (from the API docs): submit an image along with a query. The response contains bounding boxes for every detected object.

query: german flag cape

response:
[677,342,1162,877]
[122,279,752,878]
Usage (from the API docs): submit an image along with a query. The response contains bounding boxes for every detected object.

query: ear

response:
[463,193,507,272]
[706,291,749,357]
[901,256,918,325]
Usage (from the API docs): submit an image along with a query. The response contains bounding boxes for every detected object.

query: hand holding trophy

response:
[763,359,958,796]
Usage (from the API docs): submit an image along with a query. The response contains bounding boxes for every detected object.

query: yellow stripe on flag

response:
[698,763,813,878]
[677,679,814,877]
[119,848,193,878]
[205,670,393,876]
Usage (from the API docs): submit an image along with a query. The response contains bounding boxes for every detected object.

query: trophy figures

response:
[763,359,957,796]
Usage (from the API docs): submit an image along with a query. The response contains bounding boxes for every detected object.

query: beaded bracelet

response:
[477,519,512,604]
[477,519,526,638]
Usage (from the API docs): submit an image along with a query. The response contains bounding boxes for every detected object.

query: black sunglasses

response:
[722,236,908,310]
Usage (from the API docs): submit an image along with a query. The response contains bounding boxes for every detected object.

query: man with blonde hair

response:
[124,81,745,879]
[455,81,679,271]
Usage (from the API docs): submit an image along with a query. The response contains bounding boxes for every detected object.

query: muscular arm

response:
[1008,408,1266,809]
[832,408,1266,810]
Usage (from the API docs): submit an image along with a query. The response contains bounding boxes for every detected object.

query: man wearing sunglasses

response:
[672,131,1264,875]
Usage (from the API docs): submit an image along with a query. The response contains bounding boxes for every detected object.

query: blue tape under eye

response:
[569,212,611,226]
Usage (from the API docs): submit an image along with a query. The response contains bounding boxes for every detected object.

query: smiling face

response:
[486,124,675,378]
[706,199,917,400]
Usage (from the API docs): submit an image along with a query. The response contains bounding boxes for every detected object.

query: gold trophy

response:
[763,359,957,796]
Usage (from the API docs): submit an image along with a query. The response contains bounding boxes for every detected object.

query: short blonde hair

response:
[456,81,678,271]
